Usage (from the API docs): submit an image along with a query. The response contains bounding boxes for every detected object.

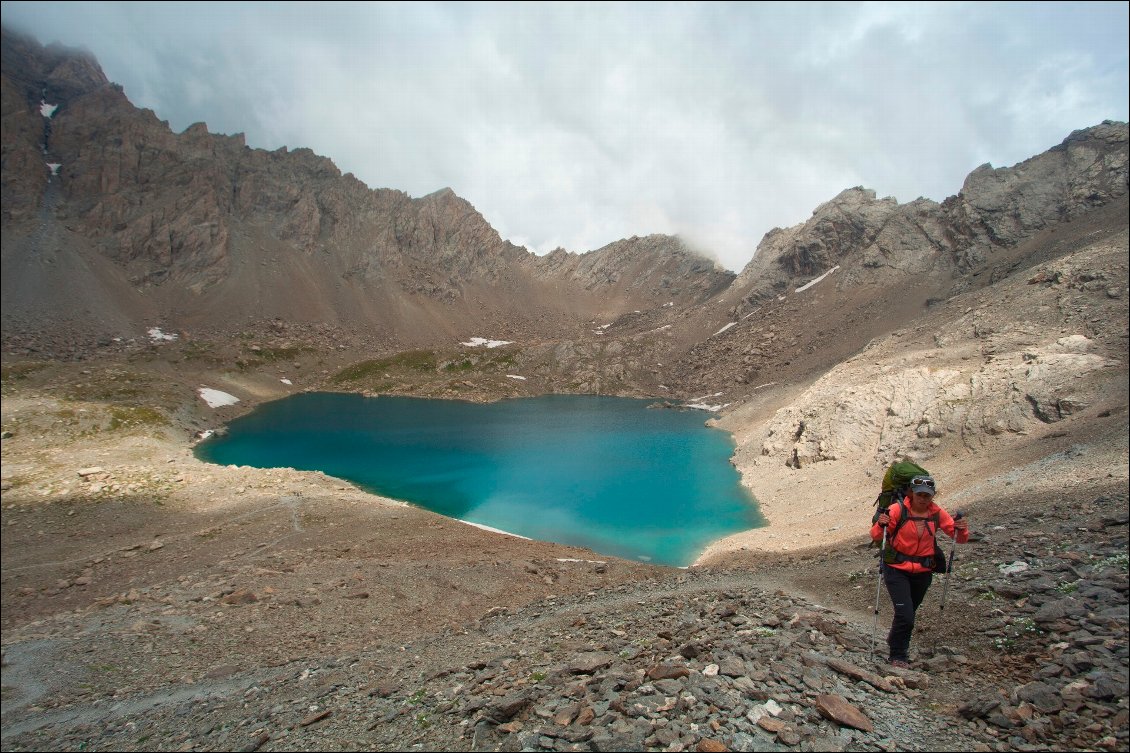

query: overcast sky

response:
[3,2,1127,271]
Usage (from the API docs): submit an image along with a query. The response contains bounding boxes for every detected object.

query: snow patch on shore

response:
[198,388,240,408]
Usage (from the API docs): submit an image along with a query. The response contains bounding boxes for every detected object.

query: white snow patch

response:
[712,322,736,337]
[280,378,293,385]
[461,337,513,348]
[683,402,727,412]
[684,392,727,412]
[40,101,58,118]
[556,558,608,564]
[198,388,240,408]
[460,520,530,539]
[506,374,527,381]
[691,392,726,401]
[46,162,61,176]
[795,265,839,293]
[148,327,178,342]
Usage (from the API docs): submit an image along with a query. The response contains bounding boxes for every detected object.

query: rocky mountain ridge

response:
[728,121,1128,312]
[1,26,732,357]
[4,24,1126,383]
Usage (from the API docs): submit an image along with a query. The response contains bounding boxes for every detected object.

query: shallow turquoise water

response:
[194,393,763,566]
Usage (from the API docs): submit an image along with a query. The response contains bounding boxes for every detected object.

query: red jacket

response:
[870,496,969,574]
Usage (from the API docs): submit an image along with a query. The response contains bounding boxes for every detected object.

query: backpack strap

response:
[883,500,941,567]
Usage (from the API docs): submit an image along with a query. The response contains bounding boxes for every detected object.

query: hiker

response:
[871,475,968,668]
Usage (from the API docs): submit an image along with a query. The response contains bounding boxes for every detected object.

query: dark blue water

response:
[194,393,763,566]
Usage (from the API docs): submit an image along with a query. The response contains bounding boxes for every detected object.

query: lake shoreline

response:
[195,392,764,568]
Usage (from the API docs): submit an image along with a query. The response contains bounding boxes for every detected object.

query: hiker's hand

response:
[877,512,890,527]
[954,517,968,532]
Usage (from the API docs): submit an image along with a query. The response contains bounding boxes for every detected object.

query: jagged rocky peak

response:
[732,121,1129,306]
[730,186,904,301]
[1,25,109,103]
[523,232,735,306]
[809,186,896,215]
[954,120,1129,229]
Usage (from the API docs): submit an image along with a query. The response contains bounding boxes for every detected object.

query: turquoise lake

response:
[193,393,763,566]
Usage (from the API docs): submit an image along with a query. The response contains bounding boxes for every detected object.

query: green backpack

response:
[871,460,930,525]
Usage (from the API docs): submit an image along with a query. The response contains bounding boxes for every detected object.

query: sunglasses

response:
[910,477,935,488]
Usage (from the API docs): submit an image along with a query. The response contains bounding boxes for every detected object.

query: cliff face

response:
[730,122,1129,313]
[0,29,109,222]
[0,27,726,350]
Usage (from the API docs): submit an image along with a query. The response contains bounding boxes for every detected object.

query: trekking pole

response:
[871,527,887,660]
[932,511,964,654]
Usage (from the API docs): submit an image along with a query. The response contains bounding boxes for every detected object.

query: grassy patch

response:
[443,358,476,373]
[329,346,524,395]
[108,406,170,431]
[332,351,439,384]
[178,341,227,365]
[63,371,155,402]
[0,361,49,382]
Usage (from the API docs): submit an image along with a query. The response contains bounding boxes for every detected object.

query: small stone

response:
[777,726,802,746]
[221,589,258,605]
[815,694,874,733]
[299,709,331,727]
[648,662,691,680]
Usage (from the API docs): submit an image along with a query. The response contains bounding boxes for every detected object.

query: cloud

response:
[2,1,1126,271]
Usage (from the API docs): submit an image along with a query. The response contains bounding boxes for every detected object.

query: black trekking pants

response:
[883,566,933,661]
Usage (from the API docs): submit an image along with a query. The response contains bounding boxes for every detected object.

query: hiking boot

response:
[890,658,911,669]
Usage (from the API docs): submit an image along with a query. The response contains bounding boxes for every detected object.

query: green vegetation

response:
[63,371,153,402]
[108,406,169,431]
[332,350,439,385]
[443,358,476,372]
[992,616,1041,653]
[332,346,523,390]
[0,361,48,382]
[176,340,228,366]
[1090,552,1129,572]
